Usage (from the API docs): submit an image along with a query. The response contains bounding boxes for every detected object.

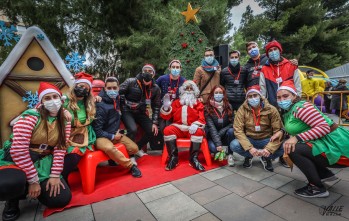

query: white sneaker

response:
[227,154,235,167]
[135,150,148,158]
[130,157,137,166]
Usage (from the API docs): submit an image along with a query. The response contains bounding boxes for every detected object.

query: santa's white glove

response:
[162,94,172,111]
[189,124,199,134]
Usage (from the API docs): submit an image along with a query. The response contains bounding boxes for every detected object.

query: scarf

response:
[209,99,224,113]
[228,62,241,74]
[201,59,220,73]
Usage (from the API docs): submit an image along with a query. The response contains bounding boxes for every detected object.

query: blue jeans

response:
[229,137,284,160]
[207,128,234,153]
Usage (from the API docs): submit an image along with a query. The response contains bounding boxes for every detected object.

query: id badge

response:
[234,80,239,84]
[276,77,283,84]
[253,70,259,75]
[255,126,261,131]
[145,99,151,105]
[218,119,223,124]
[172,93,176,99]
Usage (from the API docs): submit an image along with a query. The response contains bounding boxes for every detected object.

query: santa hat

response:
[179,80,200,97]
[74,72,93,88]
[168,59,182,68]
[265,40,283,56]
[277,81,297,95]
[38,82,62,102]
[246,85,262,97]
[142,64,156,75]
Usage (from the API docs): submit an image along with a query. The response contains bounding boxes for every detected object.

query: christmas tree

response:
[168,3,208,80]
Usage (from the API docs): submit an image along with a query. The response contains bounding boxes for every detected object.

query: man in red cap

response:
[231,85,285,172]
[259,40,302,107]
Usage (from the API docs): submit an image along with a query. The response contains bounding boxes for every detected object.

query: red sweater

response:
[10,115,71,184]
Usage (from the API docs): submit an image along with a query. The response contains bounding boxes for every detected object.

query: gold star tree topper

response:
[181,3,200,23]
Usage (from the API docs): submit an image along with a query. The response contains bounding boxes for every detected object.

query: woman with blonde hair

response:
[61,72,97,184]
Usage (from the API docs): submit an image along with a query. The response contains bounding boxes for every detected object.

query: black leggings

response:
[289,143,346,187]
[0,168,71,208]
[61,153,82,184]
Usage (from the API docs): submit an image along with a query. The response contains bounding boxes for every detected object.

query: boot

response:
[2,199,20,221]
[165,140,178,171]
[189,142,205,171]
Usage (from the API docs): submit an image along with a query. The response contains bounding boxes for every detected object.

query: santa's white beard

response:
[180,92,197,108]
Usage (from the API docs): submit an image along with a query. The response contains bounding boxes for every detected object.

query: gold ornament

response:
[181,3,200,23]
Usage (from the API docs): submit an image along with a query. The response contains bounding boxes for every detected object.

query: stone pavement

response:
[1,153,348,221]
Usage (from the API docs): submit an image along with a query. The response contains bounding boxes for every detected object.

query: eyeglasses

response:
[186,86,194,91]
[247,94,259,99]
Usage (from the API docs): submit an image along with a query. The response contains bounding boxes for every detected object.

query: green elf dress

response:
[283,100,349,166]
[64,98,96,155]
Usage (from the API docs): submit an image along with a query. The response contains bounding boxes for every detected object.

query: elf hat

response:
[246,85,262,98]
[74,72,93,88]
[38,82,62,102]
[265,40,283,56]
[277,80,297,95]
[142,64,156,75]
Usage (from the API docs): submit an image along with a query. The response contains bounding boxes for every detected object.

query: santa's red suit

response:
[161,99,205,143]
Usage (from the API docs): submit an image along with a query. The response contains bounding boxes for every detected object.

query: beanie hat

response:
[246,85,262,98]
[277,80,297,95]
[38,82,62,102]
[168,59,182,68]
[142,64,156,75]
[265,40,283,56]
[74,72,93,88]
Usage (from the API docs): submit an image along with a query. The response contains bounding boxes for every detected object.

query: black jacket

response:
[205,106,234,147]
[92,89,121,140]
[244,54,269,88]
[119,73,161,125]
[220,63,248,104]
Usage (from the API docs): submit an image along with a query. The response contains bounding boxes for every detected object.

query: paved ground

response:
[1,113,348,221]
[1,153,348,221]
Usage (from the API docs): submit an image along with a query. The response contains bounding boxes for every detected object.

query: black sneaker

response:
[260,157,274,172]
[130,165,142,178]
[295,184,329,198]
[243,157,253,168]
[279,156,290,168]
[2,199,20,221]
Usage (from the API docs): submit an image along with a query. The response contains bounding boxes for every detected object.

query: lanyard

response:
[271,64,281,78]
[228,67,241,80]
[251,108,261,126]
[169,77,180,93]
[254,58,260,70]
[137,80,152,100]
[213,108,225,120]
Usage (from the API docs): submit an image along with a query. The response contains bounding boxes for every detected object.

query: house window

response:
[27,57,44,71]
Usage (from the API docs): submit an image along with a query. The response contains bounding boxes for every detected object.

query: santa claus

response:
[160,80,206,171]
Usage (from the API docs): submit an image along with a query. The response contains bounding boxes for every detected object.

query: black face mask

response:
[74,86,89,98]
[142,72,153,82]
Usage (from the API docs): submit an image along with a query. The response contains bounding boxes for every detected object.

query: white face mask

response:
[43,99,62,115]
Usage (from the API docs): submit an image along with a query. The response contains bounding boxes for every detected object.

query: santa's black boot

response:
[165,140,179,171]
[189,142,205,171]
[2,199,20,221]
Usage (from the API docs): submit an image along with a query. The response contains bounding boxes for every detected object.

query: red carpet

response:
[43,152,225,217]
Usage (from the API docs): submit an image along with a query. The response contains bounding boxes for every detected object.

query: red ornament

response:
[186,59,190,63]
[180,33,184,37]
[198,38,203,43]
[191,32,195,35]
[181,43,188,49]
[191,47,194,52]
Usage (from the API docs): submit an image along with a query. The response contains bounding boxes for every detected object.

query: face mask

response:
[142,72,153,82]
[278,99,293,110]
[43,99,62,115]
[214,94,224,102]
[248,97,260,107]
[204,56,214,65]
[106,90,119,99]
[249,47,259,58]
[307,76,313,79]
[74,86,89,98]
[268,50,280,61]
[171,69,180,76]
[230,58,239,67]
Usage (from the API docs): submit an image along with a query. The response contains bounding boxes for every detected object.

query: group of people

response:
[0,39,349,221]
